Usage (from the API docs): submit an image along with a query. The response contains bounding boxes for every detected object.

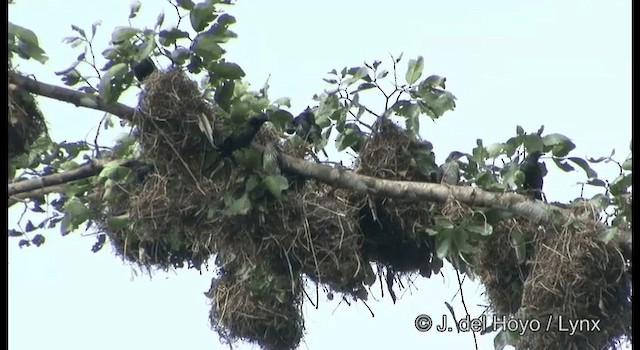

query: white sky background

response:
[8,1,631,350]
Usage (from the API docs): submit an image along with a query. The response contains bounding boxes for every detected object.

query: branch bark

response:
[8,71,135,122]
[8,71,631,254]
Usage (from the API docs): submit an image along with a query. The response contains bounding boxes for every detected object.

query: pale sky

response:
[8,1,631,350]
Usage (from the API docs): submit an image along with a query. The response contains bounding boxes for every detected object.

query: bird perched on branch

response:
[519,151,545,200]
[218,113,270,157]
[286,107,328,158]
[132,57,156,82]
[437,151,464,185]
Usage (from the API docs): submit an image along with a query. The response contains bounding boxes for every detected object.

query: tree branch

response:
[8,184,66,207]
[8,71,135,122]
[10,71,631,255]
[8,159,115,196]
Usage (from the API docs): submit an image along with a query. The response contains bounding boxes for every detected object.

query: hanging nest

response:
[471,219,536,315]
[260,188,371,296]
[207,270,305,350]
[8,78,47,160]
[516,221,631,350]
[134,68,223,169]
[352,119,441,276]
[88,164,233,270]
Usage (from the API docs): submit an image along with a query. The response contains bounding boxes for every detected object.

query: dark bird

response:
[123,160,154,184]
[437,151,464,185]
[132,57,156,82]
[286,107,328,157]
[519,151,545,200]
[218,113,269,157]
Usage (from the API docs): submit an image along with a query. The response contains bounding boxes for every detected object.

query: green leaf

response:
[420,75,446,89]
[622,158,632,171]
[355,82,376,92]
[263,175,289,200]
[193,33,225,61]
[417,89,457,119]
[343,67,369,86]
[170,47,192,64]
[190,2,217,32]
[597,227,618,244]
[59,160,80,171]
[155,12,165,28]
[159,28,190,46]
[567,157,598,178]
[467,223,493,236]
[209,61,245,80]
[98,161,132,181]
[9,22,41,47]
[214,80,235,112]
[433,217,455,230]
[61,197,90,235]
[269,109,294,131]
[245,175,260,192]
[91,21,101,39]
[31,234,46,247]
[336,127,365,152]
[227,194,251,215]
[273,97,291,108]
[510,228,527,264]
[516,125,524,135]
[394,52,403,63]
[9,22,49,64]
[98,62,128,103]
[106,214,131,231]
[483,208,516,223]
[552,158,574,172]
[134,37,156,62]
[586,178,606,187]
[129,0,141,18]
[485,143,504,158]
[176,0,195,10]
[494,330,520,350]
[436,235,452,259]
[111,26,141,43]
[523,134,544,153]
[542,133,575,157]
[377,70,389,79]
[405,56,424,85]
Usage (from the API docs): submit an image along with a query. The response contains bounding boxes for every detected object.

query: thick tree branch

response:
[8,185,66,207]
[9,72,631,254]
[8,159,115,196]
[8,71,135,122]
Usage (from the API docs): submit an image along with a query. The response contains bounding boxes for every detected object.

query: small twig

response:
[455,270,479,350]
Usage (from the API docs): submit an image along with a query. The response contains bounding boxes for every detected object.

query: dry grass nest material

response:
[517,222,631,350]
[353,119,440,276]
[206,270,305,350]
[472,219,537,315]
[472,214,631,349]
[8,78,47,159]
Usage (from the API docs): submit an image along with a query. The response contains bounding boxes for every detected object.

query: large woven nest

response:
[8,77,47,160]
[517,222,631,349]
[472,219,536,315]
[471,203,631,349]
[207,270,305,350]
[352,119,441,276]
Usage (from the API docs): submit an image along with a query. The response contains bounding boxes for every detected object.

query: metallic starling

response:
[519,151,545,200]
[286,107,328,157]
[218,113,269,157]
[132,57,156,82]
[437,151,464,185]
